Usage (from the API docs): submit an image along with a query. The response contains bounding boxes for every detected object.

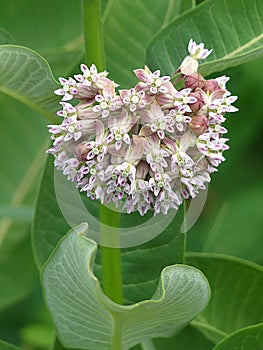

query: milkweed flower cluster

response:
[47,39,238,216]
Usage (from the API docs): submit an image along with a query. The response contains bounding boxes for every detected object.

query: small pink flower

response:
[54,77,78,101]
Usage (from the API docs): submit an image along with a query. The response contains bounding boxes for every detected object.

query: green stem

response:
[182,199,188,264]
[81,0,123,307]
[81,0,105,70]
[100,205,123,305]
[110,317,122,350]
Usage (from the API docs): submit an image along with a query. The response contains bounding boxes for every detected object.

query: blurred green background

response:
[0,1,262,349]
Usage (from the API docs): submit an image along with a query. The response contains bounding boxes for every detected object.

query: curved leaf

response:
[42,223,210,350]
[0,45,59,122]
[147,0,263,76]
[186,253,263,343]
[212,323,263,350]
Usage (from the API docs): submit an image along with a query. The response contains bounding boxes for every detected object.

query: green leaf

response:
[104,0,195,87]
[186,253,263,343]
[0,340,20,350]
[33,155,188,304]
[0,95,48,310]
[21,323,53,349]
[0,0,83,77]
[0,221,37,311]
[0,45,59,122]
[0,28,15,45]
[147,0,263,76]
[153,324,214,350]
[42,223,210,350]
[198,185,263,264]
[0,205,33,220]
[212,323,263,350]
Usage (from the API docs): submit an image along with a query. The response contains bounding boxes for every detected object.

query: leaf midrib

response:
[221,32,263,59]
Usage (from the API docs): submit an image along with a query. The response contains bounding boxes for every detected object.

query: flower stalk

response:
[82,0,105,71]
[81,0,123,307]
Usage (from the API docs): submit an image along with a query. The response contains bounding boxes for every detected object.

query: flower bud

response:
[203,79,221,94]
[189,115,208,135]
[189,91,205,112]
[75,142,90,161]
[184,72,205,90]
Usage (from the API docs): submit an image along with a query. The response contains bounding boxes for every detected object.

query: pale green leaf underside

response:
[42,223,210,350]
[212,323,263,350]
[147,0,263,76]
[0,45,59,122]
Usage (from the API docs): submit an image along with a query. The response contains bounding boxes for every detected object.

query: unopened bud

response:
[189,91,205,112]
[75,142,90,161]
[203,79,221,94]
[189,115,208,135]
[184,73,205,90]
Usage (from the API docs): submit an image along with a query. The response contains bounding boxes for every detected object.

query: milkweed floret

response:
[48,39,238,216]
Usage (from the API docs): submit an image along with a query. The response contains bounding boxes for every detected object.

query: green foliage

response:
[0,340,20,350]
[147,0,263,76]
[103,0,194,87]
[187,253,263,342]
[42,224,210,350]
[212,323,263,350]
[0,46,59,122]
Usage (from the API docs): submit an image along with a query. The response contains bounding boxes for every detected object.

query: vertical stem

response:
[81,0,123,306]
[100,205,123,304]
[182,199,188,264]
[82,0,105,70]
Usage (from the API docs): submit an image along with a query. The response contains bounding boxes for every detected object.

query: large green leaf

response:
[104,0,195,87]
[147,0,263,76]
[0,221,37,311]
[193,185,263,264]
[42,223,210,350]
[212,323,263,350]
[33,154,188,304]
[0,45,59,122]
[186,253,263,343]
[0,95,48,311]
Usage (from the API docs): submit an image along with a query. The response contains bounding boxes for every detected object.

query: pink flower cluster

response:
[47,39,238,216]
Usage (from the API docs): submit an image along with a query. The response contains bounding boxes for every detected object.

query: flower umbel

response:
[49,39,238,216]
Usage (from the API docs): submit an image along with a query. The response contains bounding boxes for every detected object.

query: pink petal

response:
[58,77,67,85]
[54,88,65,96]
[133,69,149,82]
